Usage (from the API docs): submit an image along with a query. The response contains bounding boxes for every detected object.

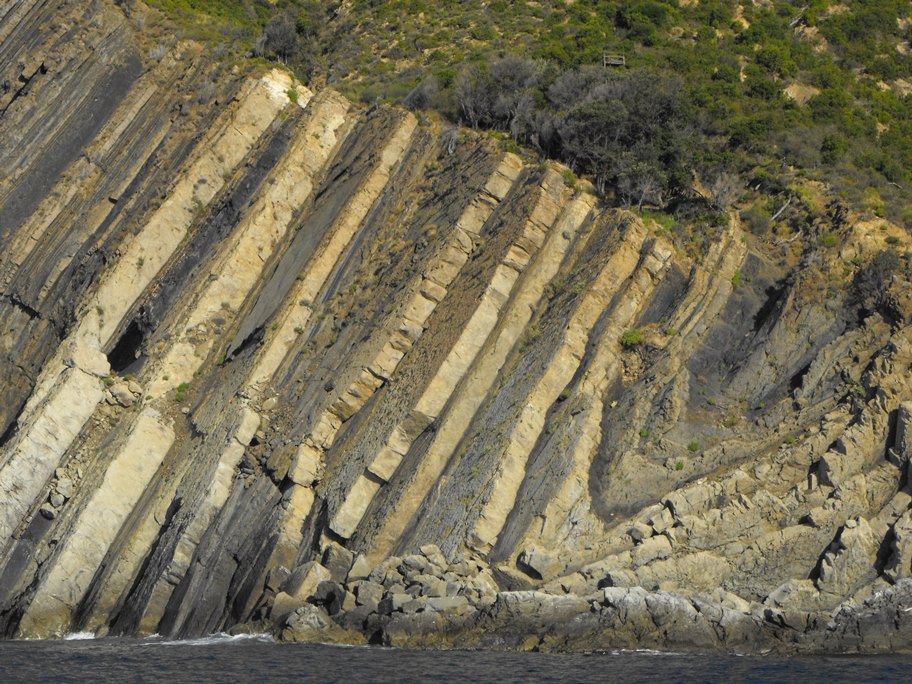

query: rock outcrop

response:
[1,0,912,654]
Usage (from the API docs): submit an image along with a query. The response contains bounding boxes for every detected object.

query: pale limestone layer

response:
[18,409,175,637]
[0,77,164,290]
[530,225,748,565]
[80,91,348,633]
[144,88,356,400]
[505,237,674,558]
[0,74,293,565]
[399,191,597,554]
[473,226,671,552]
[245,94,355,391]
[357,169,574,558]
[136,407,262,634]
[91,72,296,348]
[0,364,106,553]
[250,111,418,574]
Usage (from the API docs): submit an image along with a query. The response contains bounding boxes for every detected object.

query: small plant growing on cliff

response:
[175,382,189,403]
[639,429,650,438]
[286,88,299,104]
[620,329,644,348]
[731,271,742,287]
[675,460,684,471]
[687,441,700,452]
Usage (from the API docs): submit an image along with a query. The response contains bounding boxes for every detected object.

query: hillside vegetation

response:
[141,0,912,232]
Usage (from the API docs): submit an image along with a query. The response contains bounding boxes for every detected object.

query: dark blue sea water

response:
[0,634,909,683]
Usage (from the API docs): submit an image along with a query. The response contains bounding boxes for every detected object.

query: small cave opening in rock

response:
[107,320,146,375]
[789,362,811,393]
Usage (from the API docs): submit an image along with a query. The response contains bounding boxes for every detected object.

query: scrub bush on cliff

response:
[455,57,694,206]
[256,13,299,64]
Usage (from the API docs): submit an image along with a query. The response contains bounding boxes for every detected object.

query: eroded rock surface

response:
[1,0,912,654]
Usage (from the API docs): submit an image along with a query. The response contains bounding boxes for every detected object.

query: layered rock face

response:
[2,0,912,653]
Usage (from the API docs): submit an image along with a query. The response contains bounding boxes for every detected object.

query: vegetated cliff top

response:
[139,0,912,233]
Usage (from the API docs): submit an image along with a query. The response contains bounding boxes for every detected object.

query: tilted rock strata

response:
[1,0,912,653]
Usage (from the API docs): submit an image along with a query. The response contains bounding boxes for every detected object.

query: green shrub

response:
[741,205,771,236]
[687,441,700,452]
[175,382,190,403]
[620,329,644,347]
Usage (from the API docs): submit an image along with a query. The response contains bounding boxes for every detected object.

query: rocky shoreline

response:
[254,543,912,654]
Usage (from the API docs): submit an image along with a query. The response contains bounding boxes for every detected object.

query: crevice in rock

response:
[106,319,145,375]
[2,294,40,320]
[789,362,812,393]
[752,279,789,333]
[107,496,184,637]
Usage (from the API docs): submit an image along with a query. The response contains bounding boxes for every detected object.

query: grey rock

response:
[280,604,365,646]
[517,545,563,579]
[311,580,347,615]
[414,574,447,598]
[631,535,672,567]
[266,565,291,592]
[355,580,384,612]
[884,509,912,582]
[426,596,469,614]
[400,555,430,575]
[347,554,372,582]
[816,517,879,597]
[55,478,74,499]
[419,544,447,569]
[322,543,355,583]
[336,604,373,631]
[378,592,411,615]
[627,521,653,543]
[110,383,134,407]
[402,597,427,614]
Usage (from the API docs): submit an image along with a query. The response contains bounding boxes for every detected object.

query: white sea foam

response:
[62,632,96,641]
[143,632,274,646]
